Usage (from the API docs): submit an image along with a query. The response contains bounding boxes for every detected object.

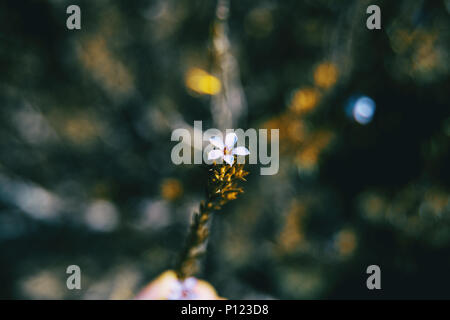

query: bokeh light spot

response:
[314,62,338,89]
[290,88,319,114]
[346,95,376,125]
[161,178,183,201]
[185,68,221,95]
[334,229,357,257]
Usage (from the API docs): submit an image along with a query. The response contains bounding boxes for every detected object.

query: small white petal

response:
[225,132,238,149]
[183,278,197,290]
[232,146,250,156]
[208,150,223,160]
[209,136,224,150]
[223,154,234,166]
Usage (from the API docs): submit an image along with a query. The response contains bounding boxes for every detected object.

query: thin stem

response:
[174,196,215,280]
[174,0,249,281]
[175,163,248,280]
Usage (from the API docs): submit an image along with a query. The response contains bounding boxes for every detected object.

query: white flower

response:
[167,277,198,300]
[207,132,250,166]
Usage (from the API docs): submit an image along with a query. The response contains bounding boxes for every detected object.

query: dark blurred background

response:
[0,0,449,299]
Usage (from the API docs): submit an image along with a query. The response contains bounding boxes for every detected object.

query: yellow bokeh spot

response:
[335,229,357,257]
[161,178,183,201]
[390,29,414,54]
[291,88,320,114]
[185,68,221,95]
[314,62,338,89]
[77,36,134,96]
[297,146,319,170]
[287,120,305,143]
[279,201,306,252]
[295,130,334,170]
[311,130,334,149]
[58,113,102,145]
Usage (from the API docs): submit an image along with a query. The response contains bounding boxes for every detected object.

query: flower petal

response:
[208,150,223,160]
[134,270,223,300]
[183,278,197,290]
[225,132,238,149]
[209,136,224,150]
[223,154,234,166]
[232,146,250,156]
